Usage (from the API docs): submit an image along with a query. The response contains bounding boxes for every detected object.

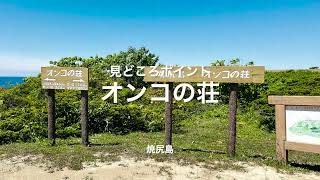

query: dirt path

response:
[0,156,319,180]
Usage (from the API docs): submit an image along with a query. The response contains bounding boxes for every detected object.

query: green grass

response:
[0,105,320,173]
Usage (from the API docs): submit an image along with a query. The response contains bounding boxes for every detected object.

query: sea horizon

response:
[0,76,25,88]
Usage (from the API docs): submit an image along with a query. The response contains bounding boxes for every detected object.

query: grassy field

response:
[0,105,320,173]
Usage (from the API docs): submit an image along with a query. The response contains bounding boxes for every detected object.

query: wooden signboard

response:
[41,66,89,146]
[144,65,265,157]
[269,96,320,163]
[144,66,265,83]
[41,67,89,90]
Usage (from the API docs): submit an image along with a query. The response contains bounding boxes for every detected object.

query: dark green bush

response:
[247,70,320,131]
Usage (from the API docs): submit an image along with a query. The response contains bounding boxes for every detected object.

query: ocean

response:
[0,77,25,88]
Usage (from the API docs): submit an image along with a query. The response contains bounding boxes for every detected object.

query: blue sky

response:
[0,0,319,76]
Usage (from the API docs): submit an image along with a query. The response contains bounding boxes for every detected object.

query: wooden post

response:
[165,82,173,145]
[47,89,56,145]
[228,83,238,157]
[81,90,89,146]
[275,104,288,164]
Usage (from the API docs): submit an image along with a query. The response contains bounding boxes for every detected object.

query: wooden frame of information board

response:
[268,96,320,164]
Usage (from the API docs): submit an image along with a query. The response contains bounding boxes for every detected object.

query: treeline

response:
[0,47,319,144]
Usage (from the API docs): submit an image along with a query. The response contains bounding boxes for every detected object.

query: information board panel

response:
[41,67,89,90]
[286,106,320,145]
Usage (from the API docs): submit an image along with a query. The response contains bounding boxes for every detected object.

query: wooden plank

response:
[165,83,173,145]
[228,83,238,157]
[285,142,320,154]
[275,105,288,163]
[41,67,89,90]
[144,66,265,83]
[268,96,320,106]
[47,89,56,146]
[81,90,89,146]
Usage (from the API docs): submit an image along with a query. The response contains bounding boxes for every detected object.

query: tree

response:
[246,61,254,66]
[309,66,319,70]
[50,47,158,88]
[210,60,225,66]
[230,58,240,66]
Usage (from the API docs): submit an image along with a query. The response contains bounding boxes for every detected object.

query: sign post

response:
[81,90,89,146]
[269,96,320,164]
[144,66,265,154]
[165,82,174,145]
[228,83,238,157]
[47,89,56,145]
[41,67,89,146]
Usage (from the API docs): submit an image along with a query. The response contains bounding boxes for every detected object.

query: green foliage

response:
[1,104,320,173]
[212,59,320,131]
[1,50,319,144]
[0,47,197,144]
[250,70,320,131]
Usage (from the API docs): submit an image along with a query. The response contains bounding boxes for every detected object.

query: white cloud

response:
[0,55,49,76]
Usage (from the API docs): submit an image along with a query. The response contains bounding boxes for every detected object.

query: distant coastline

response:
[0,77,25,88]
